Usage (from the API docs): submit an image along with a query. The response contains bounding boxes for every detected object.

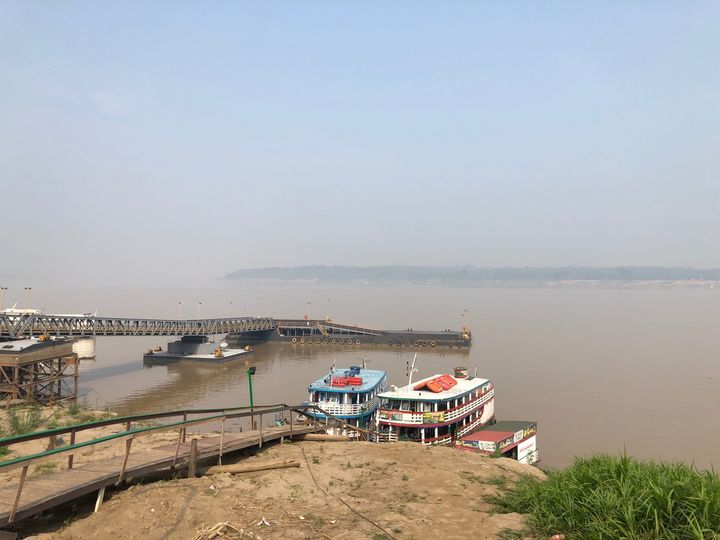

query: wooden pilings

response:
[188,438,198,478]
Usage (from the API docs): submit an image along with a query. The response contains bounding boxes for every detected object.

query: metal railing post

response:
[67,429,76,469]
[259,414,263,448]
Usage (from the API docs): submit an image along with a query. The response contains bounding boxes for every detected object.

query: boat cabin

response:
[377,373,495,445]
[304,366,387,427]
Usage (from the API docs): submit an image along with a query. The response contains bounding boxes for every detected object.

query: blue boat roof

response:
[308,368,386,393]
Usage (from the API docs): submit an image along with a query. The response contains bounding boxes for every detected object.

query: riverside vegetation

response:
[3,406,719,538]
[0,401,114,458]
[491,454,720,539]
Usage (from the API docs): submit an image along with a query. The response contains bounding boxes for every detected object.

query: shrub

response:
[67,400,83,417]
[490,454,720,539]
[6,406,42,435]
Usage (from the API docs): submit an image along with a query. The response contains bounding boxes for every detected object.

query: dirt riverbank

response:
[18,440,545,540]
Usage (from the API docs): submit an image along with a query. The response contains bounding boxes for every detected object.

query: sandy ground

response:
[18,440,545,540]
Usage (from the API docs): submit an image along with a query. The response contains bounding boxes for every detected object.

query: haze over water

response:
[3,1,719,474]
[27,281,719,470]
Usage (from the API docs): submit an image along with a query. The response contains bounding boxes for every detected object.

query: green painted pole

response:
[247,369,254,409]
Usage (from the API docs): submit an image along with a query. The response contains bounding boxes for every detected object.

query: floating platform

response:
[225,318,471,349]
[143,335,253,365]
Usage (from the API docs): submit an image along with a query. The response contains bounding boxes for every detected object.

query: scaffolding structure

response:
[0,339,78,406]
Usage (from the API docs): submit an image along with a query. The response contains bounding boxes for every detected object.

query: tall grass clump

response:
[5,406,42,436]
[490,454,720,539]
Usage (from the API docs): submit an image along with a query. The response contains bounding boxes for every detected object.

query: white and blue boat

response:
[304,364,387,432]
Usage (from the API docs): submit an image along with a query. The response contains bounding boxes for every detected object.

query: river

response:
[31,282,720,469]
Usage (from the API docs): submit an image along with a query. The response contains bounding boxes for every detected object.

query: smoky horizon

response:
[2,2,718,287]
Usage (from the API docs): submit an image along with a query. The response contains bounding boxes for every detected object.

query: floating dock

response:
[143,335,253,365]
[224,318,471,349]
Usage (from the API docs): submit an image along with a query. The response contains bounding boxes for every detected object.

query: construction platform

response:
[0,338,78,406]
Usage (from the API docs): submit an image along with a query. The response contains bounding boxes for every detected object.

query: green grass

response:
[67,399,83,417]
[490,454,720,539]
[5,406,42,435]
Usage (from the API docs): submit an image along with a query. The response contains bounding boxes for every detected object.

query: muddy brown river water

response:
[34,282,720,469]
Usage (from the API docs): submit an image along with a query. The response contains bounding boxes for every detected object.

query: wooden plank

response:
[8,465,28,523]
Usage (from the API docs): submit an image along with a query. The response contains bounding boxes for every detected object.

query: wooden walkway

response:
[0,423,323,526]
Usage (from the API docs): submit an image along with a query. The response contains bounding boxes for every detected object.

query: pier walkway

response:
[0,404,354,527]
[0,314,275,339]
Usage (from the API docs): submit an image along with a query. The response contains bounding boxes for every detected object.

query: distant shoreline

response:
[222,265,720,288]
[221,278,720,289]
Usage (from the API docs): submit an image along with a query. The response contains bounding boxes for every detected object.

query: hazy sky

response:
[1,1,719,285]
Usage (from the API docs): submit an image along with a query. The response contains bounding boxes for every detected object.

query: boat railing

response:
[373,429,398,443]
[288,405,382,442]
[306,396,379,417]
[378,389,494,425]
[444,390,494,422]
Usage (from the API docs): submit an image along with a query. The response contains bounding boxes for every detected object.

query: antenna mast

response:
[406,352,418,386]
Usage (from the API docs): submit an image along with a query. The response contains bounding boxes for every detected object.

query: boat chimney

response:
[454,366,469,379]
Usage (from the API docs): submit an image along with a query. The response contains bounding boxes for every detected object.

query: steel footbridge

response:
[0,313,276,339]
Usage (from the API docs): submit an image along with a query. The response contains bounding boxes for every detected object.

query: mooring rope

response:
[297,443,397,540]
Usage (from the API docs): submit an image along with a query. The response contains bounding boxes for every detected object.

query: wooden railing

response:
[0,403,381,523]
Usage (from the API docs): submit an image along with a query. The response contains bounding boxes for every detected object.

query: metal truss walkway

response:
[0,314,276,339]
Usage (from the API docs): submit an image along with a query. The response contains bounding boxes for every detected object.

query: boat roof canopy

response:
[308,368,386,394]
[378,373,491,402]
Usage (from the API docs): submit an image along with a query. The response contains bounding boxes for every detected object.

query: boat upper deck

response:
[308,368,386,394]
[379,373,491,402]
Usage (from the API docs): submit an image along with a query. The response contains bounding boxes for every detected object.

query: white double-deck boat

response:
[303,365,387,432]
[376,364,495,445]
